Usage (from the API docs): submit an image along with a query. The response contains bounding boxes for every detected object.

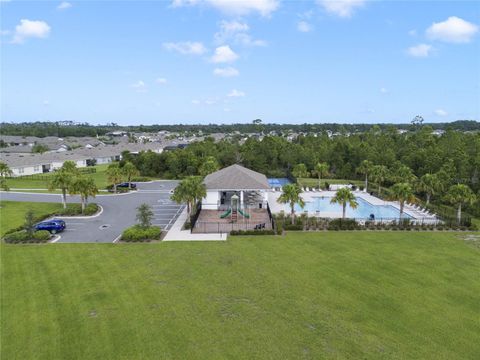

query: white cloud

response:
[155,78,167,84]
[173,0,279,17]
[192,99,201,105]
[211,45,239,63]
[408,29,417,36]
[234,33,267,46]
[297,21,313,33]
[214,20,266,47]
[426,16,478,43]
[407,43,433,57]
[57,2,72,10]
[220,20,249,34]
[43,100,50,106]
[205,98,217,105]
[317,0,366,18]
[131,80,147,93]
[213,67,239,77]
[380,87,388,94]
[11,19,51,44]
[434,109,448,116]
[163,41,207,55]
[227,89,245,97]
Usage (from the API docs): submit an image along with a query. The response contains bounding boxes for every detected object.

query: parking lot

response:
[1,180,184,243]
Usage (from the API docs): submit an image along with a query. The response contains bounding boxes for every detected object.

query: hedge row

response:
[4,230,51,244]
[121,225,162,242]
[230,230,275,236]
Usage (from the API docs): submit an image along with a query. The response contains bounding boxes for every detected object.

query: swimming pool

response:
[268,178,291,188]
[295,196,411,219]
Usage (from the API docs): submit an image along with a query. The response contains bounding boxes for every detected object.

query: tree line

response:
[1,120,478,137]
[126,127,479,220]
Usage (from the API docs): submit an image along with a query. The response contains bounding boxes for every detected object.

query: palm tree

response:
[0,161,13,190]
[171,176,206,215]
[390,183,415,220]
[391,164,417,185]
[370,165,388,194]
[61,160,79,175]
[417,173,443,205]
[0,161,13,177]
[48,161,79,208]
[171,181,190,213]
[69,176,98,213]
[277,183,304,223]
[49,171,74,209]
[445,184,476,225]
[330,188,358,219]
[356,160,373,192]
[106,163,123,193]
[122,161,139,189]
[292,163,309,180]
[314,162,329,189]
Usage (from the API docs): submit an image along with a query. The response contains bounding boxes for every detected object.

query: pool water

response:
[295,196,410,219]
[268,178,291,188]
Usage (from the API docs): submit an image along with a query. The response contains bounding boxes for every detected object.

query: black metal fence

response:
[189,202,202,233]
[193,220,272,234]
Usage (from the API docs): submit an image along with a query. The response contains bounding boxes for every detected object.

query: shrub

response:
[327,219,358,230]
[4,230,30,244]
[58,203,98,216]
[284,224,303,231]
[230,230,275,236]
[131,176,152,182]
[33,230,51,242]
[4,229,52,244]
[121,225,162,242]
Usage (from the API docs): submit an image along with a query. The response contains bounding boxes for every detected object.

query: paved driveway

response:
[0,181,184,243]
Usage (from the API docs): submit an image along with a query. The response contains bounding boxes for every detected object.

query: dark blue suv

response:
[35,219,66,234]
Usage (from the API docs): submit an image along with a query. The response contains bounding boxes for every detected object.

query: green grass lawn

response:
[297,177,364,188]
[5,164,110,190]
[0,201,65,236]
[1,232,479,359]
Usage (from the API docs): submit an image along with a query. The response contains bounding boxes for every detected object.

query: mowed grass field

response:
[1,232,479,359]
[5,164,110,190]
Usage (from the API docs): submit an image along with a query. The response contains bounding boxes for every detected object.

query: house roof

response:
[203,164,270,190]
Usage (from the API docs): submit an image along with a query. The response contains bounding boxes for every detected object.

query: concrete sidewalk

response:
[163,208,227,241]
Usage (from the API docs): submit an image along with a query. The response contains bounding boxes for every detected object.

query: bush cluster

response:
[121,225,162,242]
[58,203,98,216]
[273,213,474,232]
[130,176,151,182]
[230,230,275,236]
[327,219,359,230]
[4,230,51,244]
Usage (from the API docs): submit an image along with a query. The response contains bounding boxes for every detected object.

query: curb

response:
[50,235,61,243]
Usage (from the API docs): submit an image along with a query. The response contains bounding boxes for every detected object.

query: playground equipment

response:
[219,194,250,222]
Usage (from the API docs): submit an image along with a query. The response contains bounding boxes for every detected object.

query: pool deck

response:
[268,190,437,221]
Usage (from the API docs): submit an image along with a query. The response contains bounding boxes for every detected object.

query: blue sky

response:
[1,0,479,125]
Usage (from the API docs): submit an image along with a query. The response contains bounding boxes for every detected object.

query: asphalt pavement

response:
[0,180,184,243]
